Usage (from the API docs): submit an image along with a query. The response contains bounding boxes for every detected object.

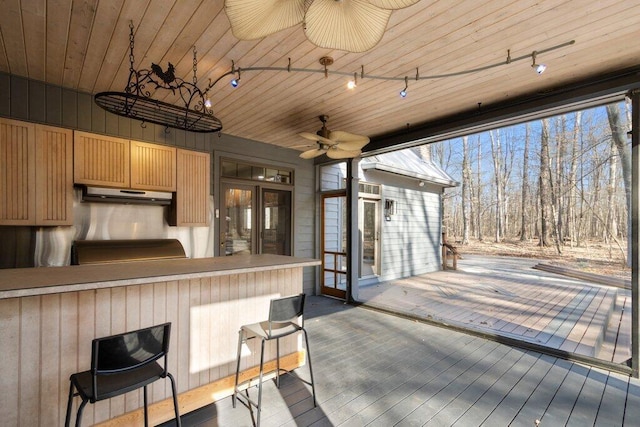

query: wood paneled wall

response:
[0,267,302,427]
[0,71,317,293]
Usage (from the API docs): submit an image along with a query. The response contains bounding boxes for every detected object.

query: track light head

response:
[347,72,357,89]
[531,51,546,75]
[400,76,408,98]
[231,69,241,87]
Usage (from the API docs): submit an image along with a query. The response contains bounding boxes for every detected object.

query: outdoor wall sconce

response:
[384,199,396,221]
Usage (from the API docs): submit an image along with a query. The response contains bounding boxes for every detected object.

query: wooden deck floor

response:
[357,255,631,365]
[161,295,640,427]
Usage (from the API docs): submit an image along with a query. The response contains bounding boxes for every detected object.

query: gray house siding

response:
[364,171,443,282]
[0,72,317,294]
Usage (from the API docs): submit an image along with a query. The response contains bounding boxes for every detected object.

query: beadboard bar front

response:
[0,255,320,427]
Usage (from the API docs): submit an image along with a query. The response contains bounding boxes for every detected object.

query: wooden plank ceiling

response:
[1,0,639,153]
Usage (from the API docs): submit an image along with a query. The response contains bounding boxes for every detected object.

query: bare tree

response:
[476,135,483,241]
[461,136,471,244]
[520,123,530,240]
[567,111,581,246]
[606,102,632,263]
[489,130,503,242]
[539,119,551,247]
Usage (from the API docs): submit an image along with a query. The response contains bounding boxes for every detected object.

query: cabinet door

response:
[35,125,74,225]
[171,149,210,226]
[130,140,176,191]
[74,131,130,187]
[0,119,36,225]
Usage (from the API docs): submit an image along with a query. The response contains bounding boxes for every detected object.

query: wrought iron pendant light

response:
[94,23,223,133]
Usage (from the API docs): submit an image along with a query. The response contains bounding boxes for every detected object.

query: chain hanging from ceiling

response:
[94,22,222,133]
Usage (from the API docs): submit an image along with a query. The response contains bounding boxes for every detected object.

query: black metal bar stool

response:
[233,293,316,426]
[64,322,181,427]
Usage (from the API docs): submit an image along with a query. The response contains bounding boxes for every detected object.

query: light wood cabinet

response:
[170,149,210,226]
[35,125,74,225]
[74,133,177,192]
[130,140,176,191]
[0,119,73,226]
[73,131,130,188]
[0,119,36,225]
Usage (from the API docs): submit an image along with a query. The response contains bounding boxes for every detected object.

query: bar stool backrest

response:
[90,323,171,400]
[268,293,305,334]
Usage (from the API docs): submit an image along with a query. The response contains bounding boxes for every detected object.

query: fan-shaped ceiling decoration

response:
[298,115,370,159]
[224,0,421,52]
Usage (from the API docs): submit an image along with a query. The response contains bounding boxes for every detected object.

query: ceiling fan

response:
[298,115,370,159]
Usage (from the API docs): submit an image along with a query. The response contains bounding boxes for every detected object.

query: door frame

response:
[359,197,381,278]
[320,191,348,299]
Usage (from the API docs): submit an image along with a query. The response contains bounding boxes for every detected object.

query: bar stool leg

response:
[256,339,266,427]
[143,385,149,427]
[303,329,317,407]
[75,400,88,427]
[167,372,182,427]
[233,329,244,408]
[65,382,75,427]
[275,337,281,388]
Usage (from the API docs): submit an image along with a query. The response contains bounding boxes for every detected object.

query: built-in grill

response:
[71,239,187,265]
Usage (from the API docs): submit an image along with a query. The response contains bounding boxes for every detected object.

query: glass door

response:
[321,193,347,299]
[221,184,255,256]
[261,188,292,255]
[360,199,380,277]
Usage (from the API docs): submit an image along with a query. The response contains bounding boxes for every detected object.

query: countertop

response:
[0,254,321,299]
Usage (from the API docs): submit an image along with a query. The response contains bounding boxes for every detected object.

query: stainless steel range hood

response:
[81,186,173,205]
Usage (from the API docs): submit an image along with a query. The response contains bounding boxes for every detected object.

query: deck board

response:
[358,255,628,364]
[158,295,640,427]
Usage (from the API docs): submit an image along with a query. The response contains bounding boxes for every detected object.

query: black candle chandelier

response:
[94,23,223,133]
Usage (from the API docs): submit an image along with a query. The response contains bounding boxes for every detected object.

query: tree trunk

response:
[606,102,632,264]
[476,135,483,241]
[606,138,619,242]
[490,130,503,242]
[539,119,551,247]
[461,136,471,244]
[520,123,530,240]
[568,111,581,247]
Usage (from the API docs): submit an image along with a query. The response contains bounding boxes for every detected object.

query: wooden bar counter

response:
[0,254,320,427]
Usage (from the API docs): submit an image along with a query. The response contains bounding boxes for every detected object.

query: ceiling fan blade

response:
[326,148,361,159]
[299,132,335,145]
[299,148,327,159]
[336,140,370,151]
[329,131,370,149]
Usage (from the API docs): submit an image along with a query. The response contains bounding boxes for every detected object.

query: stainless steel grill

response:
[71,239,187,265]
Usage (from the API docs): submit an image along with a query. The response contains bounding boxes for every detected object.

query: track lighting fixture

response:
[531,51,546,75]
[231,69,241,87]
[205,40,574,101]
[347,72,357,90]
[400,76,408,98]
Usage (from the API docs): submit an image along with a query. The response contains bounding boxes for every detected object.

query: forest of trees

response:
[431,99,632,261]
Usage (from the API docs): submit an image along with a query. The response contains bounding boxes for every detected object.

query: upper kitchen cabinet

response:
[35,125,74,225]
[73,132,177,192]
[130,140,176,191]
[74,131,130,188]
[169,149,210,226]
[0,119,73,226]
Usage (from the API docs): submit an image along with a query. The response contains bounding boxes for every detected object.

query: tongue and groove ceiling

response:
[1,0,639,152]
